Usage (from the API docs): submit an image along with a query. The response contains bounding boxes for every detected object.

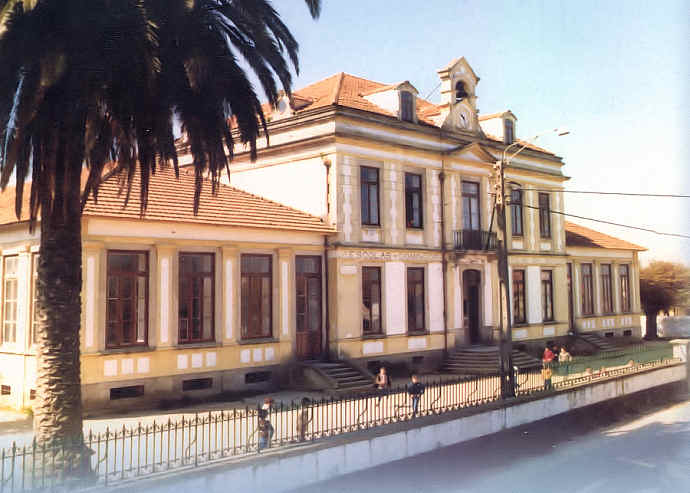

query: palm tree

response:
[0,0,320,473]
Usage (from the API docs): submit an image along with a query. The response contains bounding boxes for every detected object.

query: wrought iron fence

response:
[0,344,681,492]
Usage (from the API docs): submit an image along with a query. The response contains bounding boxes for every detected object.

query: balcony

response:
[453,229,497,251]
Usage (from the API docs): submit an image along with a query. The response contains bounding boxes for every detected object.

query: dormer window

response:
[400,91,414,122]
[504,119,514,144]
[455,81,469,102]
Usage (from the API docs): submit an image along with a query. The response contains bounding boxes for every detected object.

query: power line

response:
[518,203,690,239]
[423,81,441,102]
[524,189,690,198]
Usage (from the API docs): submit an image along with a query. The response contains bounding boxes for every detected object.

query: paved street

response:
[295,391,690,493]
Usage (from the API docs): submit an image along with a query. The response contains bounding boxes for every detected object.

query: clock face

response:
[458,110,470,129]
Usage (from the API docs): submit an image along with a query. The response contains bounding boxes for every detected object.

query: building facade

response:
[210,57,599,368]
[0,56,645,410]
[0,168,333,410]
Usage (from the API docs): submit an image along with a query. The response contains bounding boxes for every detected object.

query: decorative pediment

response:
[446,142,496,163]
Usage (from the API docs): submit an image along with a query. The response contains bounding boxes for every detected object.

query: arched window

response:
[455,81,469,102]
[400,91,414,122]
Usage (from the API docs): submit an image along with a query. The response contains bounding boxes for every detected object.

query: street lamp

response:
[493,127,569,399]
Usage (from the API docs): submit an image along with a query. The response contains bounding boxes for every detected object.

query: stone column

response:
[221,246,239,344]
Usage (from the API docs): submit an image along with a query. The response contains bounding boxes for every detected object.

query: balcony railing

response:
[454,229,497,251]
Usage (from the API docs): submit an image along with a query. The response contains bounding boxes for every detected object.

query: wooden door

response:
[296,256,322,360]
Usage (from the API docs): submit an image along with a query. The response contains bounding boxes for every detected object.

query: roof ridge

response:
[330,72,345,105]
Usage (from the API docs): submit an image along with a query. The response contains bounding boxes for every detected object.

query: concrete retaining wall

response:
[111,363,687,493]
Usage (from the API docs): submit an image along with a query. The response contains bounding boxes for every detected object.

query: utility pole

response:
[492,158,515,398]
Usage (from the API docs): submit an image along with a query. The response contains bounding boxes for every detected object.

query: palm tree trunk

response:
[32,127,89,477]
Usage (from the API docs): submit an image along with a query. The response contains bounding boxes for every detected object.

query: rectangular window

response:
[179,253,215,344]
[541,270,554,322]
[601,264,613,313]
[106,252,148,348]
[405,173,423,229]
[2,256,18,344]
[407,267,425,333]
[462,181,481,231]
[513,269,526,324]
[538,193,551,238]
[241,254,272,340]
[581,263,594,315]
[30,254,39,345]
[619,265,630,312]
[296,256,322,333]
[504,119,514,144]
[510,189,523,236]
[360,166,380,226]
[400,91,414,122]
[362,266,382,335]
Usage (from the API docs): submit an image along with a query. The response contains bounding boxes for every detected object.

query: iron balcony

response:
[453,229,498,251]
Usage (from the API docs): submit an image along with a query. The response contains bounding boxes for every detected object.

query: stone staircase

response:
[441,346,542,375]
[299,360,373,393]
[578,333,620,352]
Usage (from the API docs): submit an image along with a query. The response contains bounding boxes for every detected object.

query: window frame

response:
[600,264,613,314]
[240,254,273,340]
[581,263,594,316]
[178,252,216,344]
[295,255,322,334]
[461,180,481,231]
[538,193,551,238]
[512,269,526,325]
[362,266,383,336]
[360,166,381,226]
[1,255,19,345]
[504,119,514,144]
[541,270,554,322]
[106,250,149,349]
[619,265,631,313]
[400,91,415,122]
[406,267,425,333]
[510,189,524,237]
[404,172,423,229]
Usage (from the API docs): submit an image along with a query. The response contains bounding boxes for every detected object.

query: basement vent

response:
[245,371,271,384]
[623,330,632,337]
[412,356,424,366]
[1,385,10,396]
[29,389,36,400]
[182,378,213,391]
[604,332,614,338]
[110,385,144,400]
[366,361,382,373]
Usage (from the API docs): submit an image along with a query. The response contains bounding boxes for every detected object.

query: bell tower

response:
[434,57,480,133]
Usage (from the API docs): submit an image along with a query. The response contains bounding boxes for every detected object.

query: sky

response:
[271,0,689,265]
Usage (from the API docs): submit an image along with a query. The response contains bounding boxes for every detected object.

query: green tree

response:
[0,0,320,473]
[640,261,690,339]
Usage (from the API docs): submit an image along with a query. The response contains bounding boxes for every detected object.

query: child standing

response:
[408,374,425,417]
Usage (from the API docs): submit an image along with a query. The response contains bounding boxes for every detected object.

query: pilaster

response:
[156,244,177,348]
[221,246,239,344]
[277,248,294,342]
[82,242,104,353]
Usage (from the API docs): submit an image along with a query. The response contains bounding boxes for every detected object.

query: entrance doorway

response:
[295,256,322,360]
[463,269,481,345]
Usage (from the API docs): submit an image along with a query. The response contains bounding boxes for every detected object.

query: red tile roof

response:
[1,167,335,234]
[565,221,646,251]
